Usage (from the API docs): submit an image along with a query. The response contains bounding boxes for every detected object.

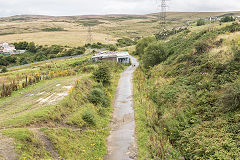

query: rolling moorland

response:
[0,12,240,46]
[0,12,240,160]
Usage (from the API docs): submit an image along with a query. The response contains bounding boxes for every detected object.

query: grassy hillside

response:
[1,12,240,46]
[134,21,240,159]
[0,54,126,159]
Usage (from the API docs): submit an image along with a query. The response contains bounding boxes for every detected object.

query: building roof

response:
[92,51,129,59]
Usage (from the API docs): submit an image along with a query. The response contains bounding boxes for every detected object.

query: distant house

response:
[207,17,219,22]
[92,51,130,64]
[0,42,16,55]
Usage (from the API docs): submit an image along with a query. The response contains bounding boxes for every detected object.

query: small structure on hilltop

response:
[0,42,16,55]
[92,51,130,64]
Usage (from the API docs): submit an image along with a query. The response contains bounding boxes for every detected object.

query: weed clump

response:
[88,88,110,107]
[82,111,96,126]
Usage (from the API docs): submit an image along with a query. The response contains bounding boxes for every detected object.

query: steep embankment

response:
[134,22,240,159]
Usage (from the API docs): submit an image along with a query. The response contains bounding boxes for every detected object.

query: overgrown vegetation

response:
[197,19,206,26]
[116,38,138,47]
[0,42,86,68]
[155,27,189,40]
[220,16,235,22]
[0,58,125,159]
[134,22,240,159]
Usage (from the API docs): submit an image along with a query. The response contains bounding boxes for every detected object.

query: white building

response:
[116,52,130,64]
[0,42,16,55]
[92,51,130,64]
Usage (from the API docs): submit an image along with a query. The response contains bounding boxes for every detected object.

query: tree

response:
[19,57,29,65]
[13,41,29,50]
[220,16,235,23]
[1,66,8,73]
[34,52,47,61]
[108,45,118,51]
[197,19,205,26]
[0,56,9,66]
[4,56,17,64]
[135,36,157,56]
[142,41,168,69]
[26,42,36,53]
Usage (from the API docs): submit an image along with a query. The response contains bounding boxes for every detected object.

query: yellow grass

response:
[0,31,117,47]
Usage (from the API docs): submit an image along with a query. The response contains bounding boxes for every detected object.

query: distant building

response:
[0,42,25,55]
[0,42,16,55]
[206,17,219,22]
[92,51,130,64]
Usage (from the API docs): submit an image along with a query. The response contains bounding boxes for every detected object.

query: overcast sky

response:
[0,0,240,17]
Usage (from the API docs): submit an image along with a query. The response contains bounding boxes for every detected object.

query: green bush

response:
[224,22,240,33]
[142,41,168,69]
[197,19,205,26]
[116,38,136,47]
[220,16,235,23]
[82,111,96,126]
[1,66,8,73]
[93,65,111,85]
[195,41,210,54]
[88,88,110,107]
[108,45,118,51]
[135,36,156,56]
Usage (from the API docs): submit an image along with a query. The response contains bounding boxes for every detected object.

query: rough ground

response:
[31,129,63,160]
[0,76,80,160]
[105,56,139,160]
[0,133,18,160]
[0,76,79,125]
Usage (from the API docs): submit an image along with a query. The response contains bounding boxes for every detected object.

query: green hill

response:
[134,22,240,159]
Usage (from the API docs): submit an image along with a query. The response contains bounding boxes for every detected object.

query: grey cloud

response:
[0,0,239,17]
